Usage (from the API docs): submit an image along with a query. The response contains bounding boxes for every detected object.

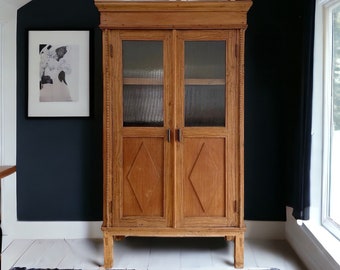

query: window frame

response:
[321,0,340,241]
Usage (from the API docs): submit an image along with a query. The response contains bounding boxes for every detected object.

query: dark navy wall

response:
[16,0,304,221]
[244,0,304,220]
[17,0,103,220]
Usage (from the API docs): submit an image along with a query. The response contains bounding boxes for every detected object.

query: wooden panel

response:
[95,1,253,13]
[102,29,114,227]
[238,29,246,228]
[95,1,252,30]
[183,138,226,217]
[108,30,174,227]
[103,226,246,236]
[225,30,241,227]
[100,11,248,29]
[111,30,124,227]
[0,166,16,178]
[174,30,239,228]
[122,137,164,217]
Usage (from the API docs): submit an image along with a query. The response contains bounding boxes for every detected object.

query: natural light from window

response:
[323,2,340,240]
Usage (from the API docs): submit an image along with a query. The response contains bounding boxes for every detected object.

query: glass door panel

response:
[184,41,226,127]
[123,41,164,127]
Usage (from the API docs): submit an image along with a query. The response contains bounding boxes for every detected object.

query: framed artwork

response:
[28,30,90,117]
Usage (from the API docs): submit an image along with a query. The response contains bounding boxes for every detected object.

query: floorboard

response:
[2,238,307,270]
[1,239,34,270]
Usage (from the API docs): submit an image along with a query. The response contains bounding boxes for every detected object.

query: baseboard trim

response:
[285,208,340,270]
[245,220,285,240]
[2,220,285,250]
[2,221,102,251]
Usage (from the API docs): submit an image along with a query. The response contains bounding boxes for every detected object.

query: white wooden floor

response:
[2,238,307,270]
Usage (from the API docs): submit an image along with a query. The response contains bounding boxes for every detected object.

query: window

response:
[288,2,340,267]
[322,0,340,240]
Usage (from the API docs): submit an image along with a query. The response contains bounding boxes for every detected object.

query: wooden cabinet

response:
[94,1,252,268]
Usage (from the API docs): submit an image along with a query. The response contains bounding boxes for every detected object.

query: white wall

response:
[0,0,18,248]
[0,0,22,251]
[0,1,19,164]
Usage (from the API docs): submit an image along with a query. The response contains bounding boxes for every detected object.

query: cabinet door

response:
[110,31,174,227]
[176,30,240,227]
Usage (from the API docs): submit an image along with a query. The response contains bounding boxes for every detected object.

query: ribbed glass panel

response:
[184,41,226,127]
[123,41,164,127]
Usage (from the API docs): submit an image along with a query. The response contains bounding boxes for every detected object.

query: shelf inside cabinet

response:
[185,78,225,85]
[123,78,163,85]
[123,78,225,86]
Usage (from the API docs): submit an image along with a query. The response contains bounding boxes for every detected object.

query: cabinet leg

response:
[103,233,114,269]
[234,234,244,269]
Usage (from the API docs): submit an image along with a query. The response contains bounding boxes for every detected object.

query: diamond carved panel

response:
[127,142,161,213]
[188,142,220,212]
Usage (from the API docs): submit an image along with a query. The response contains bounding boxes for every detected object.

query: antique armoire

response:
[94,0,252,268]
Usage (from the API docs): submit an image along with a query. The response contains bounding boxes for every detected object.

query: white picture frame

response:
[28,30,90,117]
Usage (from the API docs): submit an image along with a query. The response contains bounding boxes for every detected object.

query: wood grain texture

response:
[123,138,164,217]
[183,138,226,217]
[234,233,245,268]
[103,231,113,268]
[95,1,252,30]
[96,1,252,268]
[0,166,16,178]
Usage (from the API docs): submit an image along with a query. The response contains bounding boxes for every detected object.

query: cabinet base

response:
[102,227,245,269]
